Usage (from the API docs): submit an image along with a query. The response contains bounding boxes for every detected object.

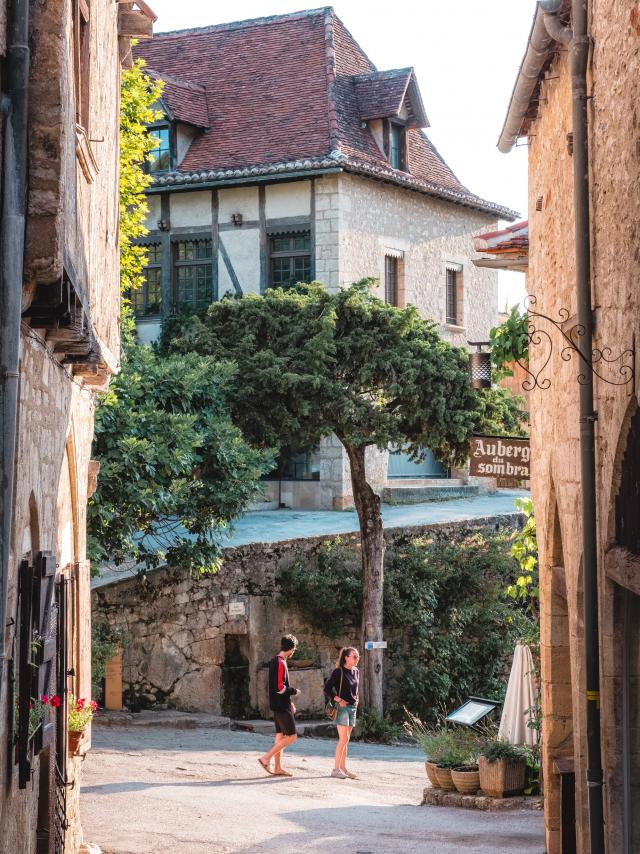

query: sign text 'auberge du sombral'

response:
[469,436,530,482]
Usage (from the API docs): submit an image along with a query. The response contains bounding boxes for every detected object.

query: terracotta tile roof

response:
[134,7,517,219]
[151,71,209,128]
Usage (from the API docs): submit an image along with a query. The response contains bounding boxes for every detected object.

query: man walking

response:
[258,634,300,777]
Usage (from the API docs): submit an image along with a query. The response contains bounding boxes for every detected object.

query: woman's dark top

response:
[324,666,359,706]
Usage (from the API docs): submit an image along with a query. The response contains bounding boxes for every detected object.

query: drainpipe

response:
[571,1,605,851]
[0,0,29,702]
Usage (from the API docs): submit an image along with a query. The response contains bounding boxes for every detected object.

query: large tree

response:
[165,281,483,711]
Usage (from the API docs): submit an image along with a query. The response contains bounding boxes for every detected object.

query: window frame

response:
[445,264,464,327]
[172,237,214,309]
[389,121,407,171]
[385,255,398,306]
[72,0,91,132]
[132,243,163,318]
[147,122,174,175]
[268,231,312,289]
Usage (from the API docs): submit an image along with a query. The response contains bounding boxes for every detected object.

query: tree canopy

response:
[164,281,480,464]
[88,345,270,573]
[163,280,489,709]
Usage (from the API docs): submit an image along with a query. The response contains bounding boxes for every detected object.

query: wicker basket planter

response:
[434,766,457,791]
[425,761,440,787]
[451,766,480,794]
[478,756,526,798]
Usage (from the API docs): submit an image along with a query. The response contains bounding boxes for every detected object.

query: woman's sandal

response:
[258,758,273,775]
[272,769,293,777]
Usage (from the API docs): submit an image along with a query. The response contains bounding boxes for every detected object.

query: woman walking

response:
[324,647,360,779]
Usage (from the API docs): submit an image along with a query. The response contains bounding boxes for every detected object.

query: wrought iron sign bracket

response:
[519,295,635,394]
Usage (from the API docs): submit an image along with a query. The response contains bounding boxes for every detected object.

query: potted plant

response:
[414,729,452,787]
[68,695,98,754]
[478,739,527,798]
[289,640,315,669]
[435,728,480,792]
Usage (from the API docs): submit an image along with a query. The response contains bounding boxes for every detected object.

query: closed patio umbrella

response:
[498,643,539,746]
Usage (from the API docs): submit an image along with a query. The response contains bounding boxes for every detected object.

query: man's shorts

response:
[273,708,297,736]
[336,704,357,727]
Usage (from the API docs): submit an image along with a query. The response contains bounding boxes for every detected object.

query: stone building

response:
[132,7,516,510]
[499,2,640,853]
[0,1,154,852]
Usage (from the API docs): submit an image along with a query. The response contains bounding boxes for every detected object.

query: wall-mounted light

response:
[468,341,492,390]
[231,212,243,226]
[157,218,169,232]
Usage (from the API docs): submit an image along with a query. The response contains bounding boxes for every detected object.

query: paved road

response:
[93,490,527,589]
[81,726,545,854]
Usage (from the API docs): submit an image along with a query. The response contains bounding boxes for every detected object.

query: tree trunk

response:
[344,442,384,714]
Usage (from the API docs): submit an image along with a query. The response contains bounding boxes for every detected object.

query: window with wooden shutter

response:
[445,264,464,326]
[73,0,91,132]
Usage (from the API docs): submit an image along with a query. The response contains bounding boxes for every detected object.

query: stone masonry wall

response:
[92,514,522,719]
[526,3,640,851]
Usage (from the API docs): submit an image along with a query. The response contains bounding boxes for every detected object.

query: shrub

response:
[480,739,526,763]
[354,709,402,744]
[277,532,535,724]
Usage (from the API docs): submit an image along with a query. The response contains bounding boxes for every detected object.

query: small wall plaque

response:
[228,601,246,617]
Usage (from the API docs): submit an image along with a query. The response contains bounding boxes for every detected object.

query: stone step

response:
[93,710,231,730]
[383,484,479,505]
[231,718,333,737]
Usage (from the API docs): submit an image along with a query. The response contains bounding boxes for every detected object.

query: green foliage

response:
[277,539,362,638]
[489,306,529,378]
[506,498,539,618]
[480,738,526,763]
[436,728,481,769]
[277,533,535,722]
[353,708,403,744]
[88,345,271,573]
[119,58,163,298]
[474,386,528,437]
[290,640,315,661]
[162,281,482,468]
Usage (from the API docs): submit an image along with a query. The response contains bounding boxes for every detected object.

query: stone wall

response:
[525,3,640,851]
[91,514,522,718]
[0,2,124,852]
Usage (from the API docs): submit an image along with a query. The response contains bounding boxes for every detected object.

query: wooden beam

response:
[118,9,153,39]
[604,546,640,596]
[116,0,158,23]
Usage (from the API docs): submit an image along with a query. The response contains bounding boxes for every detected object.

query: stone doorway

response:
[221,635,251,719]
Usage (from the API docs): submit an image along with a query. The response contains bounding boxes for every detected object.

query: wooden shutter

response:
[35,552,58,751]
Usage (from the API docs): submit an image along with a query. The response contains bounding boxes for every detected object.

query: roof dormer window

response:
[390,122,406,171]
[148,124,172,173]
[382,119,407,171]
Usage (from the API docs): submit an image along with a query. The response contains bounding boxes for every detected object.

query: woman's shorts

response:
[336,704,357,727]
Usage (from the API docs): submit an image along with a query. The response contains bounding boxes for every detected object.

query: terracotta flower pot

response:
[425,761,440,787]
[451,766,480,794]
[478,755,526,798]
[434,765,456,791]
[68,730,85,755]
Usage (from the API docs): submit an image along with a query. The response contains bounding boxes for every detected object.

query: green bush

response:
[354,708,402,744]
[277,531,535,723]
[480,739,526,763]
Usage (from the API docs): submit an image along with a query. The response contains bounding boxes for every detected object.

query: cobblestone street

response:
[81,725,545,854]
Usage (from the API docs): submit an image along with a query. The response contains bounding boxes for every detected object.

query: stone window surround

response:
[444,259,465,331]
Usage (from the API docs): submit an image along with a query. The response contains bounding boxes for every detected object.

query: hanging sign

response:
[469,436,530,482]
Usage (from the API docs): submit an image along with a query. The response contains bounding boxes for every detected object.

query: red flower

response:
[49,695,61,708]
[90,701,98,712]
[76,698,86,710]
[29,702,33,709]
[41,694,49,704]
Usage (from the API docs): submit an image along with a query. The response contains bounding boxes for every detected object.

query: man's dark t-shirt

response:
[268,654,297,711]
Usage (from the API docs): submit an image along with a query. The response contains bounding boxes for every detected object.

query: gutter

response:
[0,0,29,703]
[498,1,572,153]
